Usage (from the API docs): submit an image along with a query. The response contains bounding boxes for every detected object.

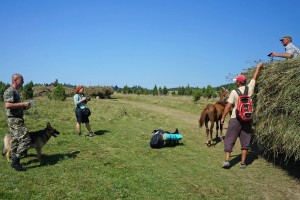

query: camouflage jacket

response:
[3,86,24,118]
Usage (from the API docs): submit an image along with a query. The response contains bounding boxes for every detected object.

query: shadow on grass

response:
[244,141,300,179]
[24,151,80,169]
[212,136,225,147]
[250,140,300,180]
[94,130,109,136]
[164,142,184,148]
[202,136,224,147]
[223,151,259,169]
[261,153,300,180]
[280,160,300,180]
[222,144,260,169]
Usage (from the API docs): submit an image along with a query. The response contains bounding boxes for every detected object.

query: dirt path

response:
[117,99,200,127]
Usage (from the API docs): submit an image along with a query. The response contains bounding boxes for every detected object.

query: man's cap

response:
[233,74,246,83]
[280,35,292,41]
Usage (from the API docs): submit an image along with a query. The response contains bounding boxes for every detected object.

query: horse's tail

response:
[199,106,208,128]
[2,133,9,156]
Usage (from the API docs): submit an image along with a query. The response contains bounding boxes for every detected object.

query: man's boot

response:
[11,156,26,171]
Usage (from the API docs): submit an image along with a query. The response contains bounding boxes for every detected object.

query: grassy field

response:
[0,94,299,200]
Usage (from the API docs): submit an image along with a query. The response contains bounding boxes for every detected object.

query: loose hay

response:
[246,59,300,162]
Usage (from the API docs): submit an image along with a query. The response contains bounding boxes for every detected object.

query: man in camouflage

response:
[4,74,31,171]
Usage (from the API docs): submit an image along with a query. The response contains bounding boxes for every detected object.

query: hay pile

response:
[32,85,114,99]
[85,86,114,99]
[32,86,52,97]
[246,58,300,161]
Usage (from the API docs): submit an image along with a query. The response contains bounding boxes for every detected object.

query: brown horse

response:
[199,87,229,147]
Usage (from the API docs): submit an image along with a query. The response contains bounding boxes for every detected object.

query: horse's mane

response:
[215,100,227,107]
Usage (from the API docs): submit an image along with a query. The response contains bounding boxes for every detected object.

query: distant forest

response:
[0,79,235,102]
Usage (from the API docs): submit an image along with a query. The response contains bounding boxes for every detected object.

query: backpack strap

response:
[244,86,249,95]
[235,86,249,96]
[235,88,242,96]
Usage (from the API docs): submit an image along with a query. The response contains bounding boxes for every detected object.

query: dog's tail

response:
[2,133,9,156]
[199,106,208,128]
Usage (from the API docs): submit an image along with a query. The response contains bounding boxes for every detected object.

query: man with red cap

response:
[221,62,264,169]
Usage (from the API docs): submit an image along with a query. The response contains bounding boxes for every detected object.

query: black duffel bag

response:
[81,108,91,117]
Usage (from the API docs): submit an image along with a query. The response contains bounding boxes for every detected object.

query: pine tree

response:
[162,86,168,95]
[185,84,192,96]
[123,85,130,94]
[152,85,158,95]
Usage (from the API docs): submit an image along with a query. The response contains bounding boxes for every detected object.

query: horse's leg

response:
[209,120,214,146]
[220,120,224,142]
[216,120,219,142]
[205,120,209,145]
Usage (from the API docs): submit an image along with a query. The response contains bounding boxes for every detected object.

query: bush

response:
[192,90,202,102]
[0,81,10,101]
[22,81,34,100]
[49,84,67,101]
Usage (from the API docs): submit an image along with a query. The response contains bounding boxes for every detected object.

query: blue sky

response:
[1,0,300,89]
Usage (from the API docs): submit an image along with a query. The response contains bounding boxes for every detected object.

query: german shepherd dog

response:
[2,123,60,162]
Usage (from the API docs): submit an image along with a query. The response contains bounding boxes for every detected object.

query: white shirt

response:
[285,43,300,58]
[228,79,256,118]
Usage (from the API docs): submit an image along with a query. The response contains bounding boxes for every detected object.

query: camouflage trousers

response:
[7,118,31,159]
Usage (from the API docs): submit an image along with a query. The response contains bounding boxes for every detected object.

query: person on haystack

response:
[269,35,300,59]
[73,85,95,137]
[221,62,264,169]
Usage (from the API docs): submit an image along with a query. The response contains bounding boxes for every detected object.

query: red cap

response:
[233,75,246,83]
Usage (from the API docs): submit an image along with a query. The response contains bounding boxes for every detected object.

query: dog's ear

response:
[47,122,51,128]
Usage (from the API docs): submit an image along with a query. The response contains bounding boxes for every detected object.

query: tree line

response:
[1,81,235,102]
[114,83,235,102]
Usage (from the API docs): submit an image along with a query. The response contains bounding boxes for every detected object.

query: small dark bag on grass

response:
[82,108,91,117]
[150,129,165,148]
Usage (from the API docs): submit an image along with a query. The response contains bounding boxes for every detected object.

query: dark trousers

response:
[224,118,252,152]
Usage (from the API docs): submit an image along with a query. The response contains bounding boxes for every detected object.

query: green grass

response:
[0,94,299,200]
